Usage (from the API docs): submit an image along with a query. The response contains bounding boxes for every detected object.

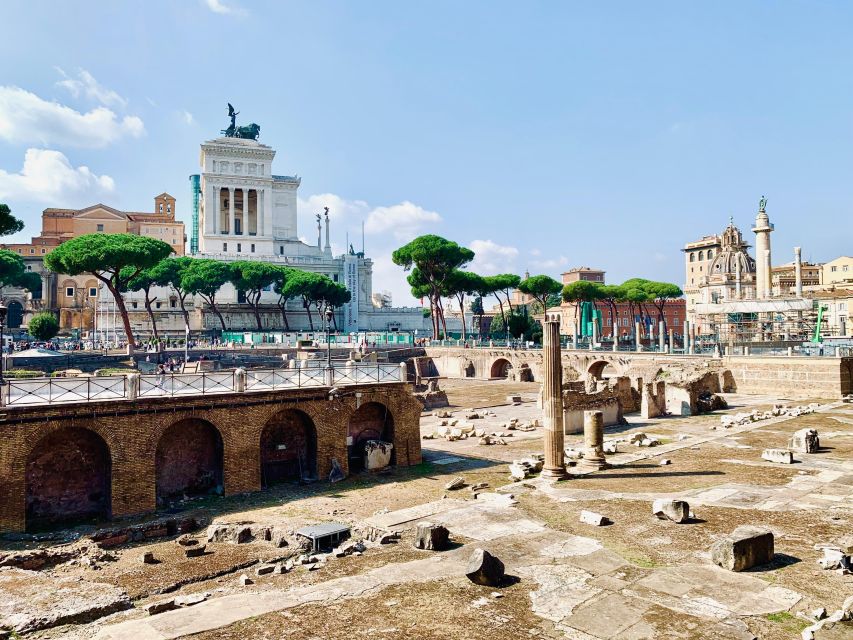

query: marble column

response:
[206,185,219,235]
[683,320,691,353]
[612,323,618,352]
[242,188,249,236]
[794,247,803,298]
[228,187,235,237]
[580,410,609,471]
[541,320,567,480]
[658,321,665,352]
[635,321,642,351]
[668,328,674,354]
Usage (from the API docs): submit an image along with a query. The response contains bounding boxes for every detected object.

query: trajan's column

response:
[752,196,774,298]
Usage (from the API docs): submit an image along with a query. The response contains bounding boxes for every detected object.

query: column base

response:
[579,458,610,472]
[541,466,568,480]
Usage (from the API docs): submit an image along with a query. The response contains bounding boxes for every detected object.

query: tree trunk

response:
[456,293,467,341]
[277,299,291,330]
[104,281,135,354]
[178,293,191,331]
[203,295,226,331]
[430,290,440,339]
[303,297,314,331]
[251,291,263,330]
[505,291,514,315]
[144,296,160,343]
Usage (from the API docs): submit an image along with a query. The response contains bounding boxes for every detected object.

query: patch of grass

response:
[765,611,808,632]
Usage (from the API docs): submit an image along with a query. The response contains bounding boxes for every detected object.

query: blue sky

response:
[2,1,852,305]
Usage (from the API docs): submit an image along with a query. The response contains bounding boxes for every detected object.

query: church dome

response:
[709,222,756,279]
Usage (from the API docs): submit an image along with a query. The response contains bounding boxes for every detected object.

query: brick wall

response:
[0,383,421,533]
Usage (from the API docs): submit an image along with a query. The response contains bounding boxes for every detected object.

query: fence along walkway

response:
[3,363,405,407]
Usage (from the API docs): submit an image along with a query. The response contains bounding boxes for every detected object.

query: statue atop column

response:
[758,195,767,212]
[220,103,261,140]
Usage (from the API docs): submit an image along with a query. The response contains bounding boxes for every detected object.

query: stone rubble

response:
[710,526,774,571]
[413,522,450,551]
[720,403,820,429]
[465,548,505,586]
[762,448,794,464]
[579,510,609,526]
[789,428,820,454]
[444,477,465,491]
[652,499,690,524]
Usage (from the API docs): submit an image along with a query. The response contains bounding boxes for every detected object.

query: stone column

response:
[658,321,665,352]
[635,321,642,351]
[683,320,690,353]
[794,247,803,297]
[257,189,264,236]
[228,187,235,237]
[541,320,566,480]
[580,410,609,471]
[735,259,742,299]
[764,250,772,298]
[242,188,248,236]
[612,323,618,352]
[668,328,674,353]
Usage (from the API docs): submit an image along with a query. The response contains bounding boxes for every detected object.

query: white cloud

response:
[181,110,195,125]
[298,193,369,221]
[530,255,569,271]
[203,0,245,15]
[55,67,127,109]
[0,148,115,205]
[364,201,442,241]
[0,86,145,148]
[468,239,519,275]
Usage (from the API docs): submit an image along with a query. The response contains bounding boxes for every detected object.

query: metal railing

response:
[2,363,404,407]
[4,376,127,406]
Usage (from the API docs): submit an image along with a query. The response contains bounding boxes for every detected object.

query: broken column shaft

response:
[580,410,609,471]
[541,320,567,479]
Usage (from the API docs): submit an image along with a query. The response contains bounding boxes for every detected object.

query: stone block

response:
[652,499,690,524]
[184,544,206,558]
[444,476,465,490]
[413,522,450,551]
[364,440,393,471]
[140,551,155,564]
[789,428,819,453]
[710,526,774,571]
[762,449,793,464]
[145,599,178,615]
[465,548,505,586]
[255,564,276,576]
[579,510,609,526]
[239,574,253,586]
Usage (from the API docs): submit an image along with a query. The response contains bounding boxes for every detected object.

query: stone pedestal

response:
[541,321,567,479]
[580,410,609,471]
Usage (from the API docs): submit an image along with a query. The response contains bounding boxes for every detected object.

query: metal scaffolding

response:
[694,298,820,344]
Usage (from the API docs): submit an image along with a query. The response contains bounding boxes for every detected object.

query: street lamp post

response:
[0,300,7,385]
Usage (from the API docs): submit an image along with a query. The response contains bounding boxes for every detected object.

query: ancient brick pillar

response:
[580,410,609,471]
[541,321,567,479]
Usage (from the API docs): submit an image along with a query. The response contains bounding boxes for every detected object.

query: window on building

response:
[41,249,45,254]
[844,265,849,272]
[29,248,34,254]
[89,287,97,297]
[132,302,138,309]
[237,243,241,252]
[65,287,74,297]
[167,204,171,213]
[172,238,176,244]
[841,303,847,312]
[26,265,31,271]
[17,249,21,254]
[832,266,837,272]
[223,242,228,251]
[159,204,163,213]
[96,224,104,232]
[279,246,284,255]
[333,274,338,282]
[250,244,255,252]
[170,299,177,308]
[156,302,162,309]
[698,251,704,260]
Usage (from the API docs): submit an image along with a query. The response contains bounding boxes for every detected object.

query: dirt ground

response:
[5,379,852,639]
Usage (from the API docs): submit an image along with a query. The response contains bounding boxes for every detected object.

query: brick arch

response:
[259,409,317,486]
[155,418,224,506]
[347,401,395,472]
[490,357,513,379]
[587,359,620,380]
[25,426,111,530]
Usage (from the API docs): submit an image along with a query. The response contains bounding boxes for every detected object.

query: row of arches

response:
[462,356,626,382]
[24,402,394,531]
